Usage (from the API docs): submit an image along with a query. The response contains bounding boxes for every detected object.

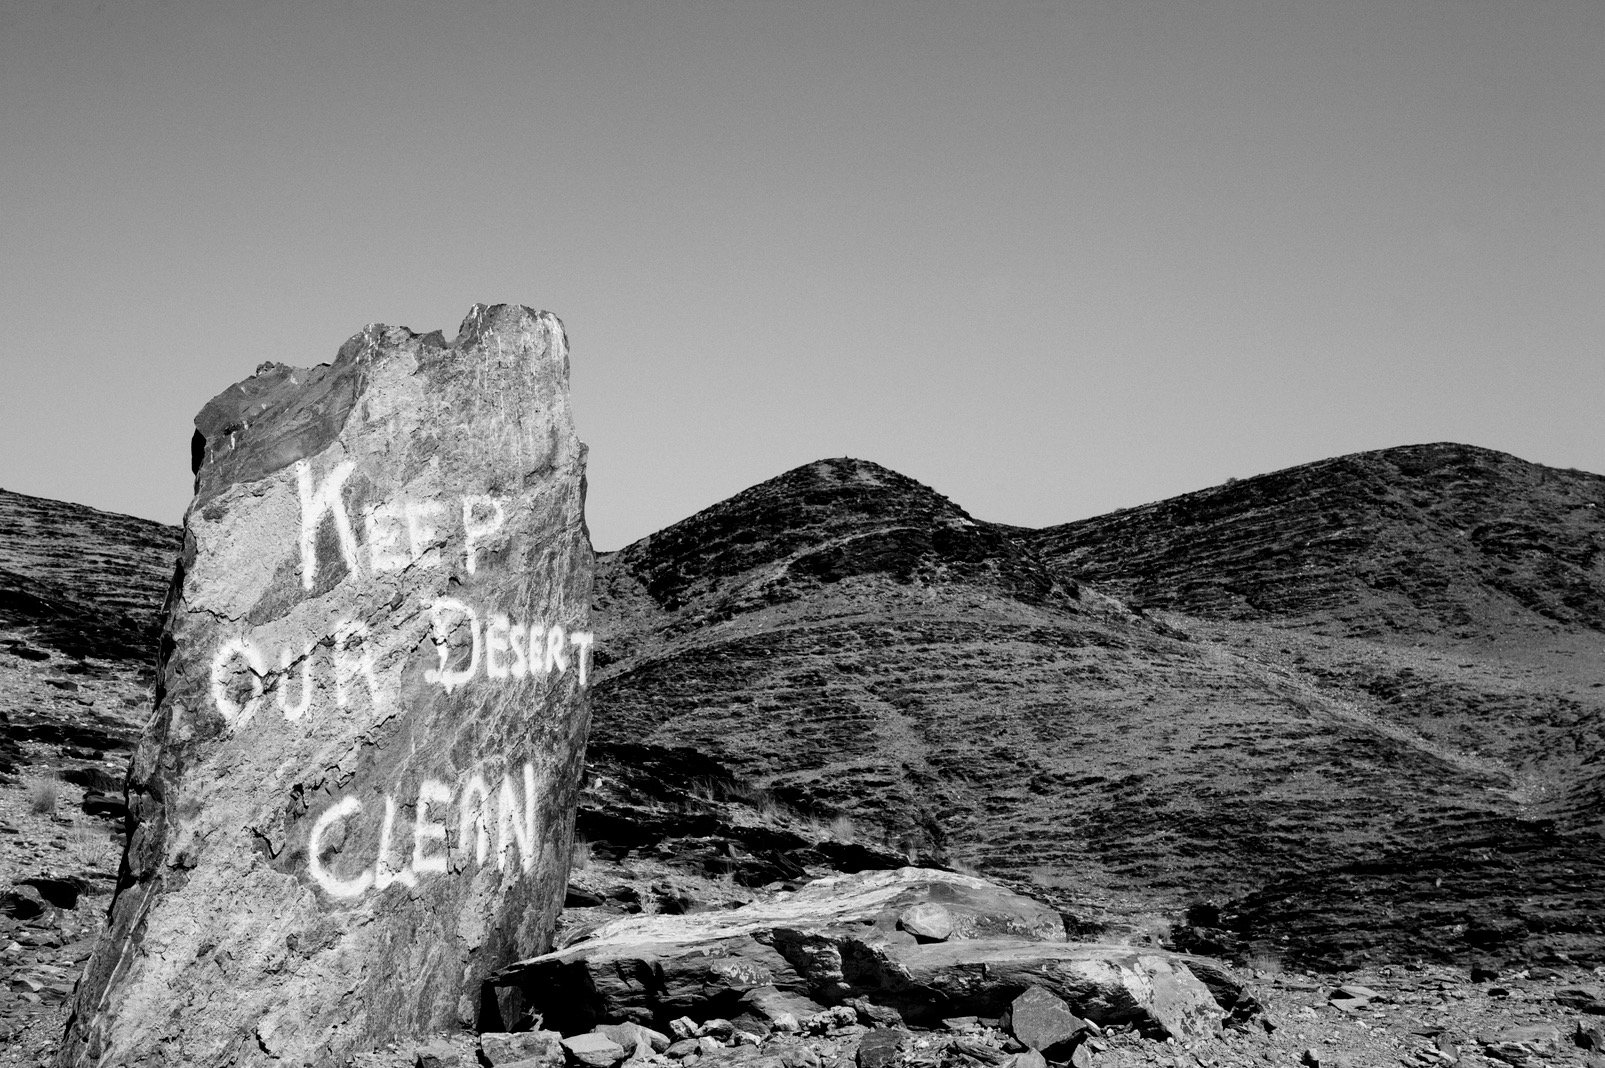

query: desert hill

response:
[0,488,177,669]
[1027,442,1605,639]
[589,446,1605,968]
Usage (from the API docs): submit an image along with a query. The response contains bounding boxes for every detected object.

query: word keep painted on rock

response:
[298,459,512,584]
[308,763,541,899]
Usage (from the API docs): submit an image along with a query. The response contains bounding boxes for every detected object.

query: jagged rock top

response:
[192,304,572,506]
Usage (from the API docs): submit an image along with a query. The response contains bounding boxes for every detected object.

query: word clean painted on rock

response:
[308,763,542,899]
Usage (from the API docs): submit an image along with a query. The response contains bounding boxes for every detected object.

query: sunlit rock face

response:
[59,304,594,1067]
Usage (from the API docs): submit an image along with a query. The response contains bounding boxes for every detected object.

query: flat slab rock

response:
[494,867,1231,1039]
[57,305,594,1067]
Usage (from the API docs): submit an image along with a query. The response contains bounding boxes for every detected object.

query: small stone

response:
[1009,986,1091,1059]
[770,1013,800,1034]
[781,1049,822,1068]
[1332,984,1380,1002]
[482,1031,564,1067]
[1301,1048,1322,1068]
[696,1020,735,1040]
[563,1033,628,1068]
[1577,1023,1605,1051]
[696,1037,723,1057]
[845,997,903,1028]
[597,1023,669,1059]
[803,1007,857,1035]
[666,1039,701,1059]
[1009,1051,1047,1068]
[898,903,955,942]
[416,1041,462,1068]
[856,1028,907,1068]
[1494,1024,1560,1051]
[948,1038,1010,1065]
[1470,963,1499,983]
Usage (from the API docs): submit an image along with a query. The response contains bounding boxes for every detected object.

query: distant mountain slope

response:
[590,450,1605,967]
[1027,443,1605,639]
[0,489,180,667]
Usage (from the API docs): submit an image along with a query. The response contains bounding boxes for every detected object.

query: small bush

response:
[1245,950,1284,978]
[27,773,59,816]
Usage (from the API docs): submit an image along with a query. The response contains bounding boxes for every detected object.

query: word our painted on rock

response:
[208,608,594,728]
[308,763,542,899]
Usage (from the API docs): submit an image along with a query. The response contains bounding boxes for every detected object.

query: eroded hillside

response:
[589,449,1605,967]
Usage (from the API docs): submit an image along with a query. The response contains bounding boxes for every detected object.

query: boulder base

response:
[494,868,1230,1039]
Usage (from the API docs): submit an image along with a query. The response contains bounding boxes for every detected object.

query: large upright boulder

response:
[59,305,594,1066]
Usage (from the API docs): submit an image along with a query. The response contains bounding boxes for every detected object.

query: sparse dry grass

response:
[26,772,59,816]
[1245,949,1285,979]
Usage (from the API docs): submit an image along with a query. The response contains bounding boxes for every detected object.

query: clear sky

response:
[2,1,1600,550]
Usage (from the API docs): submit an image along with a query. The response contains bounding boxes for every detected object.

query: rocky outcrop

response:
[492,868,1231,1040]
[56,305,594,1066]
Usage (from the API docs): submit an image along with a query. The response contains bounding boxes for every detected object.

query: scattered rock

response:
[563,1032,627,1068]
[855,1028,907,1068]
[844,996,904,1028]
[1554,987,1605,1009]
[2,885,48,920]
[1481,1024,1561,1066]
[898,903,955,942]
[415,1040,462,1068]
[494,868,1234,1039]
[482,1030,564,1067]
[1008,986,1091,1059]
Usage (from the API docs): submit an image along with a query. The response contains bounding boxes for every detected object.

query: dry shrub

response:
[27,773,59,816]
